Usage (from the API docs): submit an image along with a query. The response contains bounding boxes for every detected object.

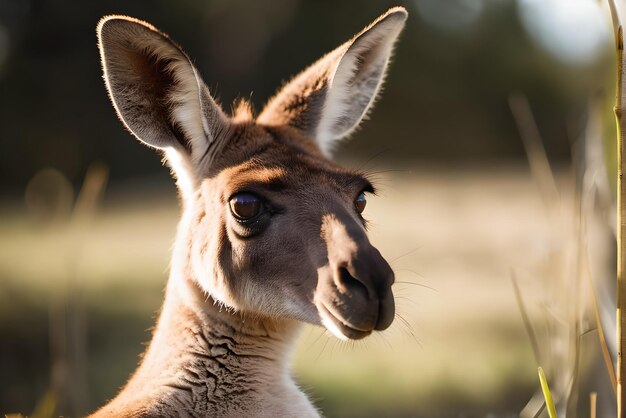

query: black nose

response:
[333,245,395,331]
[337,267,371,300]
[375,285,395,330]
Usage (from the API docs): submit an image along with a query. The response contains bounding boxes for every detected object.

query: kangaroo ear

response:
[257,7,407,156]
[97,15,228,161]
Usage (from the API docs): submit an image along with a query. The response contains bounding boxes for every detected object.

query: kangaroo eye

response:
[229,193,262,220]
[354,192,367,214]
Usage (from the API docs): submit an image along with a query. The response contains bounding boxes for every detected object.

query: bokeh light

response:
[518,0,611,64]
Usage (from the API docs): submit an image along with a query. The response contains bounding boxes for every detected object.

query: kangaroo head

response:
[97,8,407,340]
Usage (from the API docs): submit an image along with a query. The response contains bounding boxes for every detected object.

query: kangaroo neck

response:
[130,272,302,389]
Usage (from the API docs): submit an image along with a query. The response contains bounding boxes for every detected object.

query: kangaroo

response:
[92,7,407,417]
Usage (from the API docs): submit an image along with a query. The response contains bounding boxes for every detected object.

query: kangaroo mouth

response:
[317,302,373,340]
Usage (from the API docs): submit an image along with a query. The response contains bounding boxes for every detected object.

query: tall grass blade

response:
[607,0,625,415]
[508,93,560,210]
[512,272,542,364]
[591,391,597,418]
[589,261,618,393]
[539,366,558,418]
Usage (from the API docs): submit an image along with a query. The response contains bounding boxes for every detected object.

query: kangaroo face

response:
[97,8,406,339]
[191,125,395,339]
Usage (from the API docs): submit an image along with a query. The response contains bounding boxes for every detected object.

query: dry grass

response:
[0,165,565,417]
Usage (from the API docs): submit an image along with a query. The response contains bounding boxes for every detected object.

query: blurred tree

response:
[0,0,613,194]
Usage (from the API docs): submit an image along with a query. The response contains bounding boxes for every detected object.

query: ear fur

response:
[257,7,407,156]
[97,16,229,196]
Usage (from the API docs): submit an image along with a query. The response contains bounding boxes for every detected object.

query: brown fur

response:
[93,8,407,417]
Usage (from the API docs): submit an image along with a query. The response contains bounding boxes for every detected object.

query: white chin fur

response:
[319,309,349,341]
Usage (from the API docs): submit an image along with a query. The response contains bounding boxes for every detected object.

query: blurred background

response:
[0,0,619,416]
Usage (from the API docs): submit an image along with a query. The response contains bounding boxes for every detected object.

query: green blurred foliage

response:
[0,0,613,194]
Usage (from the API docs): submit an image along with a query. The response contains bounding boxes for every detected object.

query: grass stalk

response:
[589,258,618,393]
[608,0,626,415]
[591,391,598,418]
[512,272,542,364]
[508,93,560,211]
[538,366,558,418]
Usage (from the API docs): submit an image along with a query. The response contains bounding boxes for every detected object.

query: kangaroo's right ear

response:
[97,16,228,161]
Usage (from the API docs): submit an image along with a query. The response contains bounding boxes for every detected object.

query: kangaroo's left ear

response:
[257,7,407,156]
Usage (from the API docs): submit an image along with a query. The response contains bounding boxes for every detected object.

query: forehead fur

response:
[204,122,318,173]
[231,99,255,123]
[200,120,369,194]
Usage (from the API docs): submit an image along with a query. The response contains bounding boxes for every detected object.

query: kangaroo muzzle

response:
[315,213,395,340]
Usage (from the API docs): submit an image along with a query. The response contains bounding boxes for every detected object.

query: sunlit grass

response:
[538,367,558,418]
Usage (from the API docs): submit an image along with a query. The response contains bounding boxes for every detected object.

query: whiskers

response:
[389,246,423,266]
[314,331,333,362]
[394,278,436,292]
[355,149,393,172]
[360,168,407,194]
[299,245,430,371]
[305,318,415,363]
[392,312,422,347]
[390,285,424,346]
[352,149,413,195]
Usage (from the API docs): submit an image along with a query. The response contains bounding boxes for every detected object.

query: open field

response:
[0,164,590,417]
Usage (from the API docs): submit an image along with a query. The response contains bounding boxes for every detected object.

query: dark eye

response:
[354,192,367,214]
[229,193,262,221]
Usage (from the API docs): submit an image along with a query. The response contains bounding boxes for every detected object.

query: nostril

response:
[375,290,395,330]
[337,267,371,300]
